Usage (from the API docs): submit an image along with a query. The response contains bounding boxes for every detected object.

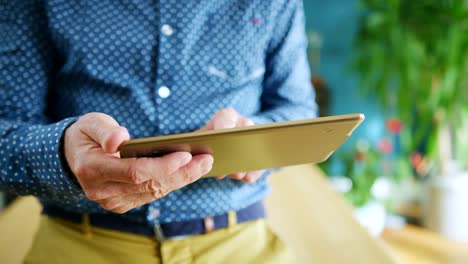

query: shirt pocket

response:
[198,27,267,92]
[206,64,266,89]
[0,23,20,54]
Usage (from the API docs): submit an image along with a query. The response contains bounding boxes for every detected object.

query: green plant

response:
[340,142,381,207]
[353,0,468,173]
[337,118,412,207]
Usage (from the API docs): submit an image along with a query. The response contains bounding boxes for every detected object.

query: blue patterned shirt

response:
[0,0,316,224]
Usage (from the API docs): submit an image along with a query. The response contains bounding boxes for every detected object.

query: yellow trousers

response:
[25,216,293,264]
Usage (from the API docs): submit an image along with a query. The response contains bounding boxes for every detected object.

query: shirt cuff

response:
[25,117,84,200]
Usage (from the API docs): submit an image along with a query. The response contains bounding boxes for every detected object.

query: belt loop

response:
[204,216,215,234]
[82,214,92,238]
[153,224,165,241]
[228,211,237,227]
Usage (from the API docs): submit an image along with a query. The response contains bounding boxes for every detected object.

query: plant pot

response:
[354,200,386,236]
[422,171,468,242]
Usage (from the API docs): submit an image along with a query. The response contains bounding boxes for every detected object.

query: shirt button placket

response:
[155,19,176,135]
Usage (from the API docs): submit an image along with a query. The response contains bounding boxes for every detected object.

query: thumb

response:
[79,113,131,153]
[102,126,130,153]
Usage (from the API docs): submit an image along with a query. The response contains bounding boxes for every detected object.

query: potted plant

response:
[327,118,411,235]
[353,0,468,240]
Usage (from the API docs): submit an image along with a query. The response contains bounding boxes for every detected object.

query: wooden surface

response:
[382,225,468,264]
[265,164,396,264]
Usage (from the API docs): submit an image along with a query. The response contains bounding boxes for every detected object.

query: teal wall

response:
[303,0,385,146]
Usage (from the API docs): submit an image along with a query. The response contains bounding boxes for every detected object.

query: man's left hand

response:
[199,108,265,183]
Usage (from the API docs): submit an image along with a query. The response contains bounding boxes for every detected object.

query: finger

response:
[87,151,193,184]
[157,154,213,191]
[83,180,156,200]
[79,113,130,153]
[96,155,214,211]
[108,152,211,188]
[215,175,226,180]
[227,172,247,180]
[104,127,130,154]
[97,192,158,214]
[236,116,254,127]
[87,165,200,200]
[201,108,240,131]
[242,170,264,183]
[88,154,213,200]
[212,108,240,130]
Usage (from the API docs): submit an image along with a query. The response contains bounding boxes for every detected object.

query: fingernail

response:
[120,126,131,138]
[178,152,192,166]
[201,156,214,175]
[225,122,236,129]
[214,122,235,130]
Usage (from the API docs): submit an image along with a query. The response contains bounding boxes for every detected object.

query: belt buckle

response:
[153,224,165,241]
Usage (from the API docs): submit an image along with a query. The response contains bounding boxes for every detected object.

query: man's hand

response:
[64,113,213,214]
[200,108,264,183]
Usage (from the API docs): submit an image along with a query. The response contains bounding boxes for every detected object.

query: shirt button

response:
[161,24,174,36]
[158,86,171,99]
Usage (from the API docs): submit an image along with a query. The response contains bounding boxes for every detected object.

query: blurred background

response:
[301,0,468,261]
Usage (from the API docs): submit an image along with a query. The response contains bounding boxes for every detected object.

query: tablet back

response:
[120,113,364,177]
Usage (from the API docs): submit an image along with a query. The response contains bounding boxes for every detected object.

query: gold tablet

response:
[119,113,364,177]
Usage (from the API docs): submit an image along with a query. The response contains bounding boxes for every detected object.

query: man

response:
[0,0,316,263]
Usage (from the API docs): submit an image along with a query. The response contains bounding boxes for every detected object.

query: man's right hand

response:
[64,113,213,214]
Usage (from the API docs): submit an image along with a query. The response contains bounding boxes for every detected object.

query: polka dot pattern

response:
[0,0,316,224]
